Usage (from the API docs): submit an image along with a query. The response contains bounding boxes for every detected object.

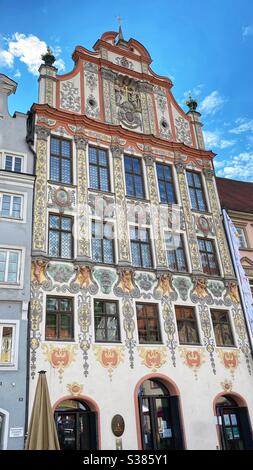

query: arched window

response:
[138,379,184,450]
[216,395,253,450]
[54,399,97,450]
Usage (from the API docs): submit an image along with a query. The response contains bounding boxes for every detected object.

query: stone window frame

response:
[0,320,19,371]
[0,246,24,288]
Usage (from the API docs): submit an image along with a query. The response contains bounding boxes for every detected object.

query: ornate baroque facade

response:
[27,31,253,450]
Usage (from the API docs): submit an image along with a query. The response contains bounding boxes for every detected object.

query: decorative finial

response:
[116,15,125,43]
[41,47,56,67]
[186,94,198,112]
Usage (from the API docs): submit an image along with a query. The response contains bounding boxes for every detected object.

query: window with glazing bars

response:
[48,214,73,259]
[186,171,207,211]
[50,137,72,184]
[91,220,114,264]
[45,297,74,340]
[0,250,20,283]
[130,227,153,268]
[89,146,110,191]
[0,194,22,219]
[156,163,176,204]
[0,324,15,364]
[197,238,220,276]
[211,310,235,347]
[136,303,161,343]
[175,306,200,345]
[5,155,23,172]
[124,155,145,198]
[165,233,187,272]
[94,300,120,342]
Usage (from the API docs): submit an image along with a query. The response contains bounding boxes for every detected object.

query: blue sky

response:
[1,0,253,181]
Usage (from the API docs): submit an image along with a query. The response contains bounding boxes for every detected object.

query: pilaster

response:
[75,136,91,261]
[32,126,50,256]
[175,154,202,274]
[203,168,234,277]
[111,144,131,265]
[144,153,167,268]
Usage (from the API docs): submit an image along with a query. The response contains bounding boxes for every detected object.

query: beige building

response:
[217,177,253,298]
[27,30,253,450]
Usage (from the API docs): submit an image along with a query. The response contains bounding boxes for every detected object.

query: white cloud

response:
[183,84,204,100]
[203,130,235,150]
[0,32,65,76]
[0,49,14,67]
[14,69,21,79]
[216,152,253,181]
[229,117,253,134]
[199,91,226,115]
[242,25,253,38]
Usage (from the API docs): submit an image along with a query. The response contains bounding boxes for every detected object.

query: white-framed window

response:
[4,155,23,173]
[0,249,21,284]
[235,227,248,249]
[0,324,16,365]
[0,193,23,219]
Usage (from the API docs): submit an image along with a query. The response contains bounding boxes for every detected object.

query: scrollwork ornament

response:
[123,299,136,368]
[74,135,88,150]
[35,125,51,141]
[78,293,92,377]
[162,299,177,367]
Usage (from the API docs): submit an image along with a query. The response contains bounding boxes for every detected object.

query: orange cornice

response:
[67,48,173,90]
[33,103,216,160]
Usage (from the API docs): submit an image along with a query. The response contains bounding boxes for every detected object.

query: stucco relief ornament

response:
[179,348,205,380]
[115,56,134,69]
[154,273,177,301]
[191,276,212,302]
[138,348,167,372]
[175,116,192,146]
[30,286,43,379]
[221,379,233,393]
[67,265,99,295]
[78,293,92,377]
[93,346,124,381]
[48,186,75,211]
[225,281,240,304]
[115,75,142,129]
[67,382,84,397]
[85,71,98,93]
[195,215,213,236]
[172,276,192,301]
[207,280,225,299]
[42,344,77,383]
[135,273,156,299]
[114,268,140,298]
[60,81,81,112]
[162,300,177,367]
[86,94,99,118]
[122,299,136,368]
[31,259,48,285]
[93,269,117,294]
[47,263,75,284]
[218,349,240,379]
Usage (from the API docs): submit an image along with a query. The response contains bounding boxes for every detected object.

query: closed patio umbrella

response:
[26,370,60,450]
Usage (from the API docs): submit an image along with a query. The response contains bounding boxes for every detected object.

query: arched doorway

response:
[54,399,98,450]
[138,378,184,450]
[216,395,253,450]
